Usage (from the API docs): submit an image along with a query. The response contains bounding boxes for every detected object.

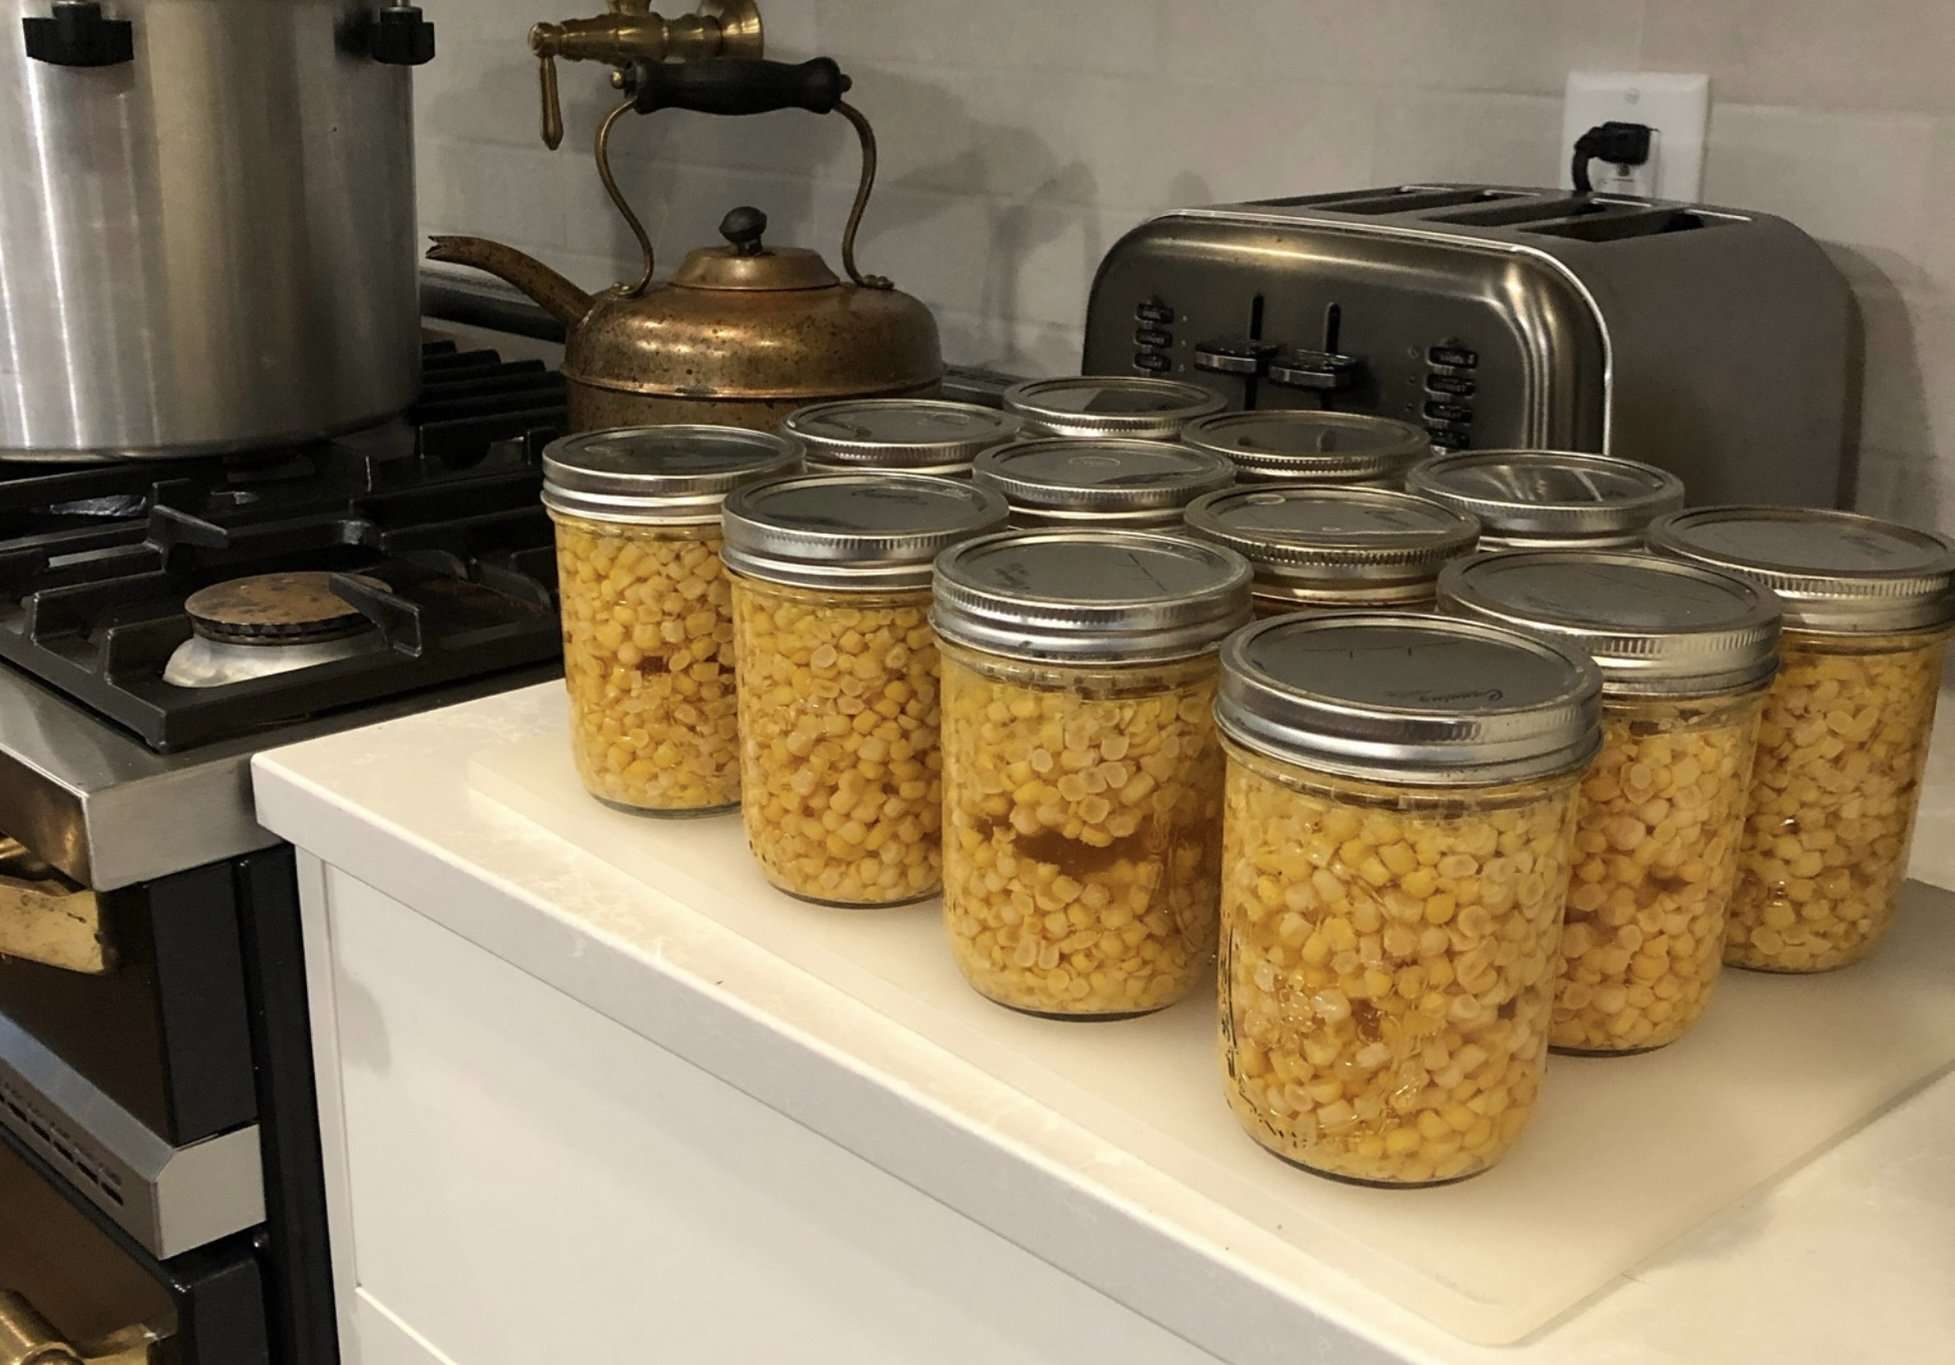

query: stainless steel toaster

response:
[1082,185,1853,506]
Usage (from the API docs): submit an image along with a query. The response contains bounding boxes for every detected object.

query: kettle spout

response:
[426,236,593,327]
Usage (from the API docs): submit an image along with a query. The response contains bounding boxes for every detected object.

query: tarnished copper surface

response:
[183,572,387,643]
[567,375,940,433]
[424,55,942,433]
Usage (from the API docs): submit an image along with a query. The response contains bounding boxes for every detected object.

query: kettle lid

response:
[671,206,840,291]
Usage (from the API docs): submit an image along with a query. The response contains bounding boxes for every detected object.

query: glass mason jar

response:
[1001,375,1224,442]
[1184,485,1480,617]
[1439,551,1782,1053]
[720,472,1009,907]
[972,437,1234,530]
[781,398,1021,480]
[543,426,797,815]
[1407,450,1685,551]
[931,530,1253,1017]
[1651,507,1955,972]
[1180,410,1432,489]
[1214,613,1602,1185]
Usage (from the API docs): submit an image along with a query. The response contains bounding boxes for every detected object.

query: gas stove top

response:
[0,341,566,751]
[0,338,569,889]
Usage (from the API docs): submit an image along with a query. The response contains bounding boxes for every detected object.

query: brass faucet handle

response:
[537,46,564,149]
[527,1,764,149]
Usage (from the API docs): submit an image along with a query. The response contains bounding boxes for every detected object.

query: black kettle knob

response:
[371,4,435,65]
[22,1,134,67]
[719,207,768,257]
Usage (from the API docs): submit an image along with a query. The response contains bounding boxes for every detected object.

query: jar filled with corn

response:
[1439,551,1782,1052]
[1649,507,1955,972]
[781,398,1021,480]
[1180,410,1432,488]
[1407,450,1685,550]
[1214,613,1601,1184]
[720,472,1010,907]
[931,529,1254,1018]
[972,437,1234,529]
[1183,485,1480,616]
[1001,375,1224,442]
[543,425,798,815]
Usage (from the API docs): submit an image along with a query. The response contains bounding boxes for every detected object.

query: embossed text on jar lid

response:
[1001,376,1225,440]
[972,437,1235,525]
[542,424,798,524]
[1406,449,1685,547]
[933,529,1253,664]
[1184,486,1480,605]
[1648,505,1955,635]
[1438,550,1782,696]
[1181,410,1431,485]
[720,471,1009,592]
[1216,613,1602,786]
[781,399,1021,473]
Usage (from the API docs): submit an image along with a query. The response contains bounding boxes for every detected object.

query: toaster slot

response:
[1523,207,1744,241]
[1429,195,1622,227]
[1249,186,1531,215]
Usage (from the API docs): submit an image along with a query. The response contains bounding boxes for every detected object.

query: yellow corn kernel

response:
[732,578,944,907]
[938,644,1225,1017]
[553,513,740,813]
[1218,742,1578,1185]
[1550,691,1765,1054]
[1721,633,1946,975]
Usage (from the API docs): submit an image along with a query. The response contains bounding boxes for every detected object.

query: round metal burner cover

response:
[184,571,386,643]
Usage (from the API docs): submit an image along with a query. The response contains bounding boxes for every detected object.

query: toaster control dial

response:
[1193,337,1277,376]
[1267,347,1364,393]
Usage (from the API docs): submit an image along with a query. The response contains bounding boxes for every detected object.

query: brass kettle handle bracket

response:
[529,0,763,149]
[594,55,893,296]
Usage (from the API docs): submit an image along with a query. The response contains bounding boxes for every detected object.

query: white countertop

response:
[253,682,1955,1364]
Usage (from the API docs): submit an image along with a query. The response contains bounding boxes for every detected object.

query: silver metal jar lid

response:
[781,399,1021,473]
[1184,486,1480,606]
[720,472,1009,592]
[972,438,1235,525]
[1001,376,1225,441]
[1406,449,1685,546]
[542,425,798,524]
[1216,613,1603,787]
[1648,506,1955,635]
[1438,550,1782,696]
[1181,410,1431,484]
[933,530,1252,665]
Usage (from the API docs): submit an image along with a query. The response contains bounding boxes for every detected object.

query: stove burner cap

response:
[184,571,386,644]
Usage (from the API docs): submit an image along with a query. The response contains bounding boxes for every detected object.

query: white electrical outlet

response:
[1562,71,1709,201]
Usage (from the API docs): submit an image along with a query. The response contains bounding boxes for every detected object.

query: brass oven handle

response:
[0,1291,167,1365]
[0,839,111,976]
[594,56,891,296]
[529,0,763,149]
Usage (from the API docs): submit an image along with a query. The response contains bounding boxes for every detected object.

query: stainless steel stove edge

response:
[0,662,562,890]
[0,1008,264,1259]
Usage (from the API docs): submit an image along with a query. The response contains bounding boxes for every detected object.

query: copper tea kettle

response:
[428,57,943,433]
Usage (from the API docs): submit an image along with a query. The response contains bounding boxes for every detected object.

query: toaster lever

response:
[1267,347,1364,393]
[1192,337,1278,376]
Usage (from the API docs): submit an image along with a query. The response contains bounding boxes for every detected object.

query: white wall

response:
[417,0,1955,528]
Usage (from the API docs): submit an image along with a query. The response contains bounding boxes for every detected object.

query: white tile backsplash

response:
[418,0,1955,535]
[1643,0,1955,117]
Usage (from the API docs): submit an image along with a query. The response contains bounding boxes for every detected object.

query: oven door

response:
[0,845,255,1147]
[0,1126,269,1363]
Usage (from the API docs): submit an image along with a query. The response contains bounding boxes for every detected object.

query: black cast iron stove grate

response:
[0,342,569,750]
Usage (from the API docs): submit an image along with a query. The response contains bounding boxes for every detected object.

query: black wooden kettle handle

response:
[630,56,849,117]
